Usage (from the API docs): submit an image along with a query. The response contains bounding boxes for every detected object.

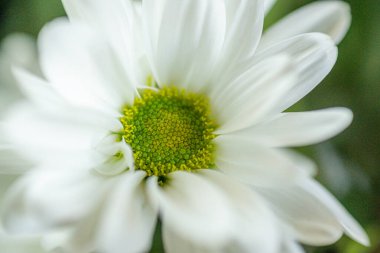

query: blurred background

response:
[0,0,379,252]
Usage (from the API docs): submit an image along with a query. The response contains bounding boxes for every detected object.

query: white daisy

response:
[0,0,369,253]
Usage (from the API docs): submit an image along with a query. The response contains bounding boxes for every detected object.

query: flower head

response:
[0,0,368,252]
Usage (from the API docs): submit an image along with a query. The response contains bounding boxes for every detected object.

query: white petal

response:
[199,170,281,253]
[62,209,100,253]
[300,179,370,246]
[0,236,45,253]
[256,182,344,246]
[0,33,39,110]
[40,229,72,252]
[215,135,309,187]
[38,18,135,113]
[281,150,317,177]
[93,135,134,176]
[255,33,337,112]
[212,0,264,88]
[12,68,66,110]
[264,0,277,15]
[2,101,121,162]
[0,153,30,174]
[0,140,32,174]
[163,226,209,253]
[234,108,353,147]
[163,226,228,253]
[147,171,234,246]
[0,33,38,74]
[62,0,148,88]
[261,1,351,48]
[212,55,297,134]
[142,0,225,91]
[1,166,103,234]
[281,239,305,253]
[97,171,157,253]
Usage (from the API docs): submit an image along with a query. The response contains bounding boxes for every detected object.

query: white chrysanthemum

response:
[0,1,369,253]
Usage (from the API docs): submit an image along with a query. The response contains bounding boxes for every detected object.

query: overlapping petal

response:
[1,165,104,234]
[96,172,157,253]
[233,107,353,147]
[300,179,370,246]
[256,178,369,246]
[39,18,136,113]
[261,1,351,48]
[212,0,265,86]
[147,171,235,247]
[199,170,280,253]
[142,0,225,92]
[215,135,310,187]
[2,102,120,162]
[0,1,365,253]
[62,0,147,88]
[254,33,337,112]
[212,55,297,134]
[264,0,277,15]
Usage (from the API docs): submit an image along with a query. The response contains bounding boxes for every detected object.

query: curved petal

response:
[281,150,317,177]
[163,226,214,253]
[281,239,305,253]
[38,18,135,113]
[12,68,66,110]
[163,225,246,253]
[1,165,104,234]
[261,1,351,48]
[62,0,148,88]
[93,135,134,176]
[264,0,277,15]
[212,0,264,87]
[142,0,225,92]
[261,178,370,246]
[0,33,39,111]
[198,170,281,253]
[255,33,337,112]
[256,179,350,246]
[0,236,45,253]
[96,171,157,253]
[300,179,370,246]
[215,135,310,187]
[212,55,298,134]
[0,175,17,204]
[234,107,353,147]
[40,229,73,253]
[0,146,31,174]
[147,171,234,247]
[0,132,31,174]
[2,103,118,162]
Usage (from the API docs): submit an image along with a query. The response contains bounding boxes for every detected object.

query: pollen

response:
[121,87,217,177]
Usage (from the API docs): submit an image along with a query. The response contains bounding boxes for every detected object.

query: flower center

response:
[121,87,217,177]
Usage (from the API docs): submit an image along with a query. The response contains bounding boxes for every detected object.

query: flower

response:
[0,0,369,252]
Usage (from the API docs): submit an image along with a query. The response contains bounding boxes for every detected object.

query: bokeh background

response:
[0,0,379,252]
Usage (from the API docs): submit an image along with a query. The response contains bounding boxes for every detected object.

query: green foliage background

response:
[0,0,379,252]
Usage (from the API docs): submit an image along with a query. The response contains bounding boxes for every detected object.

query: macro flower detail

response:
[0,0,369,253]
[121,87,216,178]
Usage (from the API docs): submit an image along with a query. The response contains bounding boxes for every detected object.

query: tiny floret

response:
[121,87,217,177]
